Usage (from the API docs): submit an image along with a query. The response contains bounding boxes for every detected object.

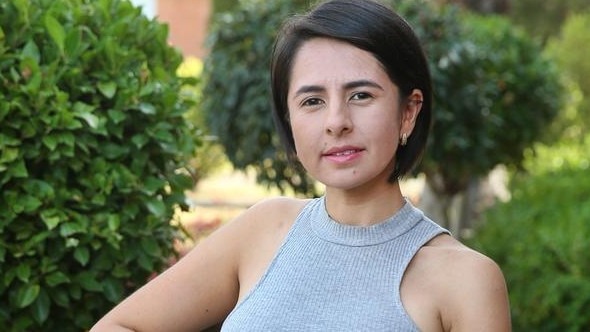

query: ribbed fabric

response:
[221,197,449,332]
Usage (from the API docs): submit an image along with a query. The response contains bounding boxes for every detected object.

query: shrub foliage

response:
[0,0,196,330]
[469,136,590,331]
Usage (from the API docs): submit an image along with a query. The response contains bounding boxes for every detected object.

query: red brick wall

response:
[157,0,212,58]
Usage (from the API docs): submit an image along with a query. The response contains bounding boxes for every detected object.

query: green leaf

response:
[141,237,161,257]
[16,264,31,283]
[169,173,194,191]
[103,278,123,303]
[98,81,117,99]
[16,284,40,308]
[65,238,79,249]
[145,199,166,218]
[73,102,99,129]
[64,27,81,56]
[0,147,19,164]
[69,283,81,300]
[60,222,83,237]
[143,176,165,195]
[50,288,70,307]
[107,109,126,124]
[0,133,20,146]
[31,289,50,324]
[74,246,90,266]
[22,58,42,93]
[21,40,40,64]
[13,0,29,24]
[44,14,65,54]
[107,214,120,231]
[103,143,129,159]
[42,135,58,151]
[45,271,70,287]
[22,196,42,213]
[59,132,76,147]
[152,129,174,143]
[77,272,102,292]
[22,232,51,254]
[41,212,61,231]
[131,134,149,149]
[10,159,28,178]
[23,179,54,198]
[138,102,156,115]
[4,269,16,288]
[137,252,154,271]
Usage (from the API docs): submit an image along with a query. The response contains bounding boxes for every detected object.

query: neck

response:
[324,182,405,226]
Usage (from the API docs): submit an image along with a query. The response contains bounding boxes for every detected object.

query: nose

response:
[325,102,353,136]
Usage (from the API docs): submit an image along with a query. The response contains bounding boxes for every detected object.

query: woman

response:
[92,0,511,330]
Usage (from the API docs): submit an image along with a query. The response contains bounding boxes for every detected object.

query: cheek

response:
[363,112,398,136]
[365,116,400,153]
[289,116,310,150]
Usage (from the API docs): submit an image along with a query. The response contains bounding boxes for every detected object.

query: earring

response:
[400,133,408,146]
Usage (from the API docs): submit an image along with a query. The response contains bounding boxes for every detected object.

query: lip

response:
[322,145,365,163]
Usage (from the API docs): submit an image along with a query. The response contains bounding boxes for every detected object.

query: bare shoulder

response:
[420,235,505,283]
[244,196,310,223]
[410,234,511,331]
[225,196,311,301]
[200,196,310,274]
[228,196,310,236]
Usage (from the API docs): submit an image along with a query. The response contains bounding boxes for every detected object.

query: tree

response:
[0,0,197,329]
[418,13,563,232]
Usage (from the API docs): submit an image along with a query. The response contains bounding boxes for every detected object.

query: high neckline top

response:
[313,196,424,246]
[222,196,449,332]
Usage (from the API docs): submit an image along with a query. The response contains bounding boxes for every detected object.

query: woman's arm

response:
[441,247,511,332]
[91,210,247,331]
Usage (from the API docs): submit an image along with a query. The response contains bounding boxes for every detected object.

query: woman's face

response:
[287,38,420,191]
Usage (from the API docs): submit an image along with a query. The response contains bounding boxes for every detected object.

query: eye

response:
[301,97,324,107]
[350,92,372,101]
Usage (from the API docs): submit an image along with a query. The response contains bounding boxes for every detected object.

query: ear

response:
[400,89,423,138]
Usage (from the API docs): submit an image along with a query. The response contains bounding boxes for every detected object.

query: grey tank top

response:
[221,197,449,331]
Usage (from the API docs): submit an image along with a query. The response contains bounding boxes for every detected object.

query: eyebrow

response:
[293,79,385,98]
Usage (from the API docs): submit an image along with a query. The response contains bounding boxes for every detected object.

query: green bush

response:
[0,0,196,330]
[469,136,590,331]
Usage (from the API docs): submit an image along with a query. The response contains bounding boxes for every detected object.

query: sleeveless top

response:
[221,197,449,331]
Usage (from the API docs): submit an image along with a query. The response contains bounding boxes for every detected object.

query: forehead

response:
[289,38,389,90]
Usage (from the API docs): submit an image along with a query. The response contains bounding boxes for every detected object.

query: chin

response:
[320,176,373,192]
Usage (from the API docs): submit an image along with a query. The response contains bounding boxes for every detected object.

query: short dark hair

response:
[271,0,432,181]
